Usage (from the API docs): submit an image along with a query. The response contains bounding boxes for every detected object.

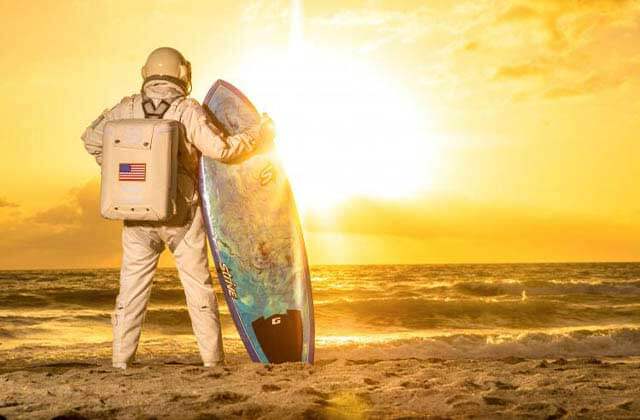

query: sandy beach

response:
[1,340,639,420]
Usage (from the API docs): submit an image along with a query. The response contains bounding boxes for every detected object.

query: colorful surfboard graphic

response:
[199,80,315,364]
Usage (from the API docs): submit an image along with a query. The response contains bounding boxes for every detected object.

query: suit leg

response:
[113,224,163,366]
[167,211,224,364]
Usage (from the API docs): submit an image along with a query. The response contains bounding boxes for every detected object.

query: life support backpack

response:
[99,102,179,221]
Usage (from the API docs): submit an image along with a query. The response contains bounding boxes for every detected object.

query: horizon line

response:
[1,260,639,272]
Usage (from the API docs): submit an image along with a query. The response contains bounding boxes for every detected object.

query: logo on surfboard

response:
[260,163,275,186]
[220,262,238,299]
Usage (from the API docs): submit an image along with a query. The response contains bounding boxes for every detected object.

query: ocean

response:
[1,263,639,360]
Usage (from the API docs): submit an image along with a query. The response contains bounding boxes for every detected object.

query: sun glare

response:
[231,5,439,212]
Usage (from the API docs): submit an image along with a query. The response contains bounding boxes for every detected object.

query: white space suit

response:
[81,48,271,368]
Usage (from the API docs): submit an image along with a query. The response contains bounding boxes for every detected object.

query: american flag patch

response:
[119,163,146,181]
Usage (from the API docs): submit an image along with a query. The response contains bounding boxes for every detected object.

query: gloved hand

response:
[259,113,276,146]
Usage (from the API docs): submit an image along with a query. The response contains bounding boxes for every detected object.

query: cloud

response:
[496,5,539,23]
[303,196,640,262]
[315,10,396,27]
[0,180,121,269]
[0,197,18,208]
[462,41,479,52]
[496,1,634,29]
[30,204,80,225]
[494,63,547,80]
[293,1,639,103]
[312,7,438,53]
[478,0,640,100]
[362,0,639,106]
[543,73,627,98]
[1,180,638,268]
[241,0,288,24]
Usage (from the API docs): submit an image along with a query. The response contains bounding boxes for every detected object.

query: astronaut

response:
[81,47,273,369]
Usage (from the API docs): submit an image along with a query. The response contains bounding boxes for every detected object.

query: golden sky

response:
[0,0,639,268]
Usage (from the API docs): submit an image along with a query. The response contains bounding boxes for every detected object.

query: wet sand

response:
[1,342,639,419]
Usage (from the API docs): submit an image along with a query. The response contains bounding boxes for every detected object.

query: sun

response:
[232,44,439,213]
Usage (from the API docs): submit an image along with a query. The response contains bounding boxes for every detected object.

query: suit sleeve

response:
[181,100,273,163]
[80,98,130,166]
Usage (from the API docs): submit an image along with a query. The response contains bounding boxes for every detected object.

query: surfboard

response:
[198,80,315,364]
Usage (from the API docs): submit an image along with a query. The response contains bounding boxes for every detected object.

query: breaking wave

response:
[1,263,639,357]
[322,327,640,359]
